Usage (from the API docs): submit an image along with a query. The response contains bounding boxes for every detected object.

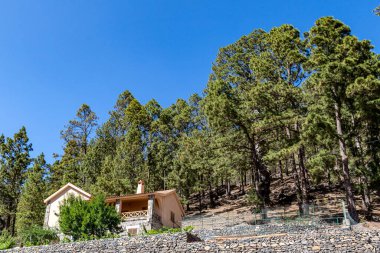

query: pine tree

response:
[346,55,380,219]
[304,17,377,222]
[15,154,48,233]
[203,29,272,206]
[375,6,380,16]
[52,104,98,189]
[60,104,98,155]
[0,127,32,235]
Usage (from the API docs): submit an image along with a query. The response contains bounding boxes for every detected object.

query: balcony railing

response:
[121,210,148,220]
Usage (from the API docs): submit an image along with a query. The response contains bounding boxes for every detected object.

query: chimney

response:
[136,180,144,194]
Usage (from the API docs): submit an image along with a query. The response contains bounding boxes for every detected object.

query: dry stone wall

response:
[2,225,380,252]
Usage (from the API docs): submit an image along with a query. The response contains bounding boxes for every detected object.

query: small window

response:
[128,228,137,235]
[170,211,175,223]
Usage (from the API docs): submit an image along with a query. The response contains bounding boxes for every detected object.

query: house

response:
[43,181,185,235]
[106,180,185,235]
[43,183,92,229]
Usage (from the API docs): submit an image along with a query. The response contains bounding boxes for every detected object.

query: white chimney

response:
[136,180,144,194]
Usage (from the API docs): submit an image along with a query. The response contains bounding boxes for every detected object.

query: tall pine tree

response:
[16,154,48,232]
[0,127,32,235]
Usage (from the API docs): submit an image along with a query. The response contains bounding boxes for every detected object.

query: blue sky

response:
[0,0,379,163]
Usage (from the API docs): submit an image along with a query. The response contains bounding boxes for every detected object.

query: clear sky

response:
[0,0,379,163]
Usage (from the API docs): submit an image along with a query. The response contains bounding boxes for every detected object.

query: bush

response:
[0,230,16,250]
[59,195,121,241]
[145,225,194,235]
[18,225,58,246]
[61,236,71,243]
[246,188,264,213]
[183,225,194,232]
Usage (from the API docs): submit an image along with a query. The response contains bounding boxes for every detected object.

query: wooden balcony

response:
[121,210,148,221]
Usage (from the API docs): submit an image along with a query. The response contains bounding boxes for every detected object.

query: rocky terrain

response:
[2,223,380,252]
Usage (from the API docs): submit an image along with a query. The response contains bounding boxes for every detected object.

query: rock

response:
[3,224,380,252]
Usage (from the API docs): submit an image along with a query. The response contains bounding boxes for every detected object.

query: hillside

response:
[184,176,380,223]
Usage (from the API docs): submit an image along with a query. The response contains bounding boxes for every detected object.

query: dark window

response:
[170,211,175,223]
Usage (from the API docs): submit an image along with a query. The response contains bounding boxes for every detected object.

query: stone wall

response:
[2,225,380,252]
[120,217,149,235]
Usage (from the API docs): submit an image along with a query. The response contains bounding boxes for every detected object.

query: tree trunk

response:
[278,160,283,181]
[251,144,270,206]
[227,180,231,196]
[209,183,215,208]
[5,214,11,232]
[286,126,303,214]
[252,164,269,204]
[185,187,190,211]
[10,214,16,236]
[327,169,332,189]
[298,145,309,214]
[285,160,289,176]
[198,191,202,214]
[360,176,372,220]
[351,117,372,220]
[240,172,245,194]
[291,153,303,215]
[251,166,255,188]
[334,102,359,222]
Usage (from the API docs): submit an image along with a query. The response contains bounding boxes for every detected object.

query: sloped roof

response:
[44,183,92,204]
[154,189,176,195]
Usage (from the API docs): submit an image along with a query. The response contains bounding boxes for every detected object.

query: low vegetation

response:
[0,226,58,249]
[145,226,194,235]
[59,195,121,241]
[0,230,16,250]
[17,225,58,246]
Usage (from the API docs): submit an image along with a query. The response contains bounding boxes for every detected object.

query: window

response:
[128,228,137,235]
[170,211,175,223]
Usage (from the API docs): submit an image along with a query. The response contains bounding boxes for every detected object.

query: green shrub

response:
[183,225,194,232]
[18,225,58,246]
[59,195,121,241]
[61,236,71,243]
[246,188,264,213]
[100,232,120,239]
[0,230,16,250]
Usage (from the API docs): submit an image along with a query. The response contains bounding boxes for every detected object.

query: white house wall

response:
[45,188,91,229]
